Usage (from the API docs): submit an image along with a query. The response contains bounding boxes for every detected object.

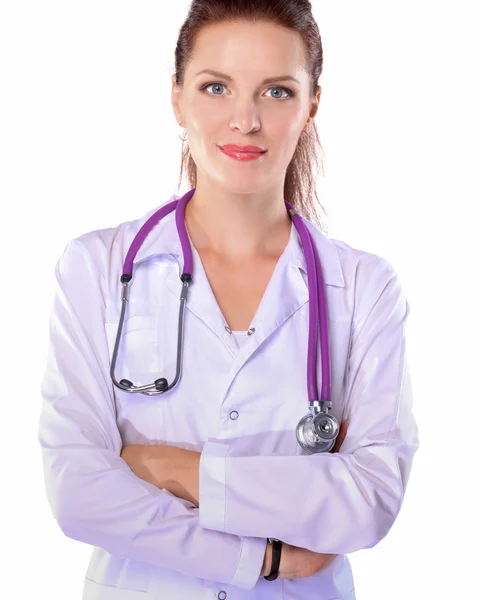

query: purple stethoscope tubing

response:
[111,188,337,452]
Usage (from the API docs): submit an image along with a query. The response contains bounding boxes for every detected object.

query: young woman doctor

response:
[38,1,419,598]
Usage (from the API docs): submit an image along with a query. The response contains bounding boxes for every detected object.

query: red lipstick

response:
[219,144,267,161]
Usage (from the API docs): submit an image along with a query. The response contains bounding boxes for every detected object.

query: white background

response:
[1,1,479,598]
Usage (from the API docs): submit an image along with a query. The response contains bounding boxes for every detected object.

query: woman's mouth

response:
[218,145,268,161]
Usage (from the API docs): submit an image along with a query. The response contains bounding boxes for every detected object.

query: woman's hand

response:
[331,419,349,454]
[120,444,169,488]
[279,543,338,579]
[120,444,201,506]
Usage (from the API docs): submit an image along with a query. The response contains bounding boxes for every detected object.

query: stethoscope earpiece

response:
[118,378,168,392]
[154,378,169,391]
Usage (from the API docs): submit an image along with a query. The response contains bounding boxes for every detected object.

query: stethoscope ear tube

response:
[110,278,190,396]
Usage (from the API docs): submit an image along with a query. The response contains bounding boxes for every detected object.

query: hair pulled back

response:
[173,0,328,231]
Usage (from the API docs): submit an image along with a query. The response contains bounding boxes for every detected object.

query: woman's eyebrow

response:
[195,68,300,85]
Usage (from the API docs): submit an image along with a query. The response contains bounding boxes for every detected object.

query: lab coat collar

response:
[129,194,345,289]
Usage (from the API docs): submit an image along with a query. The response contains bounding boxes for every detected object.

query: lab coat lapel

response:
[170,224,310,361]
[164,240,237,348]
[221,221,345,376]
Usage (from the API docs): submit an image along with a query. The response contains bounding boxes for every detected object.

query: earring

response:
[178,124,188,142]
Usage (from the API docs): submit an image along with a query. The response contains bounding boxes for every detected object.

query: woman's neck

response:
[184,189,292,263]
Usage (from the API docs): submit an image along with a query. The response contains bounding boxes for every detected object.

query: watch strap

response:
[264,538,282,581]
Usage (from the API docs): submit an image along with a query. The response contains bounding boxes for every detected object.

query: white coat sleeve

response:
[198,256,420,554]
[38,238,266,590]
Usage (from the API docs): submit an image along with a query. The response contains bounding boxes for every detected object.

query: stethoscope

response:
[110,188,339,453]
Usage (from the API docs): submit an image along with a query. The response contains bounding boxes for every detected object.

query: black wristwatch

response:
[264,538,283,581]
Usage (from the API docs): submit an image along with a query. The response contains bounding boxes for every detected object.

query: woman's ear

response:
[308,85,321,124]
[171,74,184,126]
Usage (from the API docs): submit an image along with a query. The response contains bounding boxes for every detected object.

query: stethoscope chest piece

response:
[296,404,339,453]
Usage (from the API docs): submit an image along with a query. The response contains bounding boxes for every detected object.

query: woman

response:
[38,1,419,598]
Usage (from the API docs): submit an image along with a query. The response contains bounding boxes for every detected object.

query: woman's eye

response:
[203,82,227,96]
[266,86,293,99]
[201,83,293,99]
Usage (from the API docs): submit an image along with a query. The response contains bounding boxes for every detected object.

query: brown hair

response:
[173,0,329,232]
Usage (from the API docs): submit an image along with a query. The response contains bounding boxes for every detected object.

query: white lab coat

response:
[38,192,419,599]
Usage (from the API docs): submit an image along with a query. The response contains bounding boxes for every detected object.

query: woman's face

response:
[171,20,320,193]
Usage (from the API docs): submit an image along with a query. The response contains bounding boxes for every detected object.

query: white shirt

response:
[38,192,419,599]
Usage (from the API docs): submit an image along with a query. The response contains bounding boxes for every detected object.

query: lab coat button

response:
[229,410,239,420]
[217,592,227,599]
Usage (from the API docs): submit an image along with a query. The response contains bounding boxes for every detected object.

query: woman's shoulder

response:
[59,194,180,269]
[303,218,402,305]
